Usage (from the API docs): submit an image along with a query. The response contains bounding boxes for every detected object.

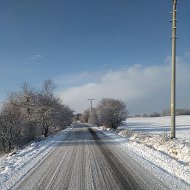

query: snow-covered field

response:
[102,115,190,186]
[123,115,190,139]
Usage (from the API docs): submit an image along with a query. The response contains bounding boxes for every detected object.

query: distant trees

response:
[73,113,82,122]
[142,113,148,117]
[0,80,73,153]
[162,109,171,116]
[80,98,128,129]
[88,108,99,126]
[131,108,190,118]
[149,112,161,117]
[162,108,190,116]
[80,109,90,123]
[56,105,73,130]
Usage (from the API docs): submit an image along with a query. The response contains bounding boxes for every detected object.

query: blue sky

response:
[0,0,190,114]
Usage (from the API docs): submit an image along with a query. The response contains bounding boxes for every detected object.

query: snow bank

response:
[118,129,190,182]
[99,116,190,186]
[100,130,190,190]
[0,125,73,190]
[119,130,190,164]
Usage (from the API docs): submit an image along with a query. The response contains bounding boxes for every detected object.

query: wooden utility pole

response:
[171,0,177,139]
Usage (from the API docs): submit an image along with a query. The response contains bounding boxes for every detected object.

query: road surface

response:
[13,124,170,190]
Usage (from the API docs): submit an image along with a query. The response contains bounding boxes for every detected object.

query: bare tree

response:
[56,105,74,130]
[41,79,55,98]
[96,98,128,129]
[81,109,90,123]
[73,113,82,122]
[0,80,74,153]
[37,97,52,137]
[36,80,73,137]
[19,82,38,141]
[36,80,59,137]
[0,93,22,152]
[88,108,99,126]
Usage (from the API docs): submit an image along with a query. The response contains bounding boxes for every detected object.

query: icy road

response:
[13,124,172,190]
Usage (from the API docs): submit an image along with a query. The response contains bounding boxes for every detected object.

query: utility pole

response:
[171,0,177,139]
[88,99,95,112]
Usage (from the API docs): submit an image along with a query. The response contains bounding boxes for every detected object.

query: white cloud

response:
[26,54,43,64]
[55,72,103,87]
[57,53,190,114]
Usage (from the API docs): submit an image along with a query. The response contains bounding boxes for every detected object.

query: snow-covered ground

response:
[99,115,190,186]
[100,129,190,190]
[0,125,73,190]
[0,117,190,189]
[123,115,190,139]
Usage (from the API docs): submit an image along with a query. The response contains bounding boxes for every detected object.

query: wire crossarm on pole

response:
[88,99,95,112]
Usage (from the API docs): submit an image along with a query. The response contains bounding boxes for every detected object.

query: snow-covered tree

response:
[96,98,128,129]
[0,80,73,153]
[88,108,99,126]
[81,109,90,123]
[0,93,22,152]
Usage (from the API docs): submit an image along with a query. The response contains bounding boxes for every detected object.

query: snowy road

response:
[13,124,171,190]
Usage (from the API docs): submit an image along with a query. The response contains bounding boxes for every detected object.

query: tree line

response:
[133,108,190,118]
[0,80,73,153]
[74,98,128,129]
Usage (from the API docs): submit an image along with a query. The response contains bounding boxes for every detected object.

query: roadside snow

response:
[1,118,190,190]
[0,125,73,190]
[99,116,190,187]
[119,130,190,164]
[100,130,190,190]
